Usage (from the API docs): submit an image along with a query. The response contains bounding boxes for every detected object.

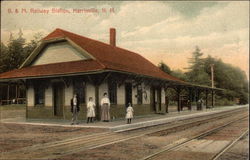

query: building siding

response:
[132,83,137,105]
[32,42,86,66]
[86,82,95,102]
[64,84,73,106]
[27,104,154,120]
[45,85,53,107]
[27,107,53,119]
[99,82,108,103]
[161,87,166,113]
[117,84,125,105]
[143,83,150,104]
[161,87,165,104]
[27,85,34,107]
[26,79,163,119]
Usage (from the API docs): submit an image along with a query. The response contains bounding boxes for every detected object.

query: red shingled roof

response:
[0,60,104,79]
[0,28,184,83]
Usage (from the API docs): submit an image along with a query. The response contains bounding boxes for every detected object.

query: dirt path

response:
[0,107,248,160]
[53,109,248,160]
[147,117,248,160]
[216,132,249,160]
[0,123,107,152]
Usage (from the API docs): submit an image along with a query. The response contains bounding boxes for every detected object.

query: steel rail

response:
[38,109,249,159]
[139,116,249,160]
[1,107,247,160]
[4,107,245,154]
[115,107,247,133]
[212,129,249,160]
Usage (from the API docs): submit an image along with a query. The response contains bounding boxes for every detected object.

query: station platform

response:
[1,105,248,132]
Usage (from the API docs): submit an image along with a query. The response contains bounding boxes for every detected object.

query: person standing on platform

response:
[100,92,110,122]
[86,97,95,123]
[71,94,80,125]
[197,98,203,110]
[126,103,134,124]
[200,98,203,109]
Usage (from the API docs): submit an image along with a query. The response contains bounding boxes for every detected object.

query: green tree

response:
[171,69,187,81]
[24,32,43,59]
[5,35,26,71]
[158,48,248,105]
[0,42,8,73]
[0,32,43,73]
[186,46,210,85]
[158,62,187,81]
[203,55,248,104]
[158,61,172,74]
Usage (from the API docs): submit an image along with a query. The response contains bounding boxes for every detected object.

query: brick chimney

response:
[110,28,116,47]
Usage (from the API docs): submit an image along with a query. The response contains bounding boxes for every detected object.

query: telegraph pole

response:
[211,64,214,88]
[210,64,214,107]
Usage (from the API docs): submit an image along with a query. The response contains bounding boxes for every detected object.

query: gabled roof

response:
[0,28,184,83]
[0,60,104,79]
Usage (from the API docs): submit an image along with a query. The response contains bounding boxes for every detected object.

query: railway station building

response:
[0,28,218,120]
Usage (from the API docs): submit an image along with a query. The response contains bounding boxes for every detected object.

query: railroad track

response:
[139,116,249,160]
[0,107,248,160]
[116,107,247,134]
[212,129,249,160]
[119,107,248,136]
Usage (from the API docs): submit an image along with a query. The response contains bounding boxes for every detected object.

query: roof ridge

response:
[55,28,65,34]
[60,31,107,69]
[59,29,184,82]
[45,28,156,63]
[52,28,151,59]
[42,28,66,40]
[41,28,184,83]
[53,28,109,45]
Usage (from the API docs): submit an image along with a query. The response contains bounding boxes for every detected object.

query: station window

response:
[74,81,86,104]
[108,81,117,104]
[34,85,45,105]
[137,84,143,104]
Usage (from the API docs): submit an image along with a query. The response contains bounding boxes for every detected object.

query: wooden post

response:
[200,90,203,110]
[165,96,169,113]
[205,90,208,109]
[95,84,100,120]
[188,88,192,110]
[164,87,168,113]
[25,80,28,118]
[196,89,200,110]
[165,87,169,113]
[211,90,214,108]
[15,84,18,104]
[177,87,181,112]
[210,64,215,108]
[17,84,20,104]
[211,64,214,88]
[7,84,10,105]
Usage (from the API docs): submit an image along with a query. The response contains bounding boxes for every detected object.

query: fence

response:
[0,98,26,105]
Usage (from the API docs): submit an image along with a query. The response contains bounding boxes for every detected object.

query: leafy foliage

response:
[0,32,43,73]
[185,46,210,86]
[158,62,187,81]
[0,43,8,72]
[158,61,172,74]
[171,69,187,81]
[203,55,248,104]
[159,47,249,105]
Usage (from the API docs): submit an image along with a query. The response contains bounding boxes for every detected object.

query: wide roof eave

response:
[0,69,223,91]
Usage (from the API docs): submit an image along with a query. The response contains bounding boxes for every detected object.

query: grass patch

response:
[0,104,26,110]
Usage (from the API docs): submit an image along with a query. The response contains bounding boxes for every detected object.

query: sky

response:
[1,1,249,79]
